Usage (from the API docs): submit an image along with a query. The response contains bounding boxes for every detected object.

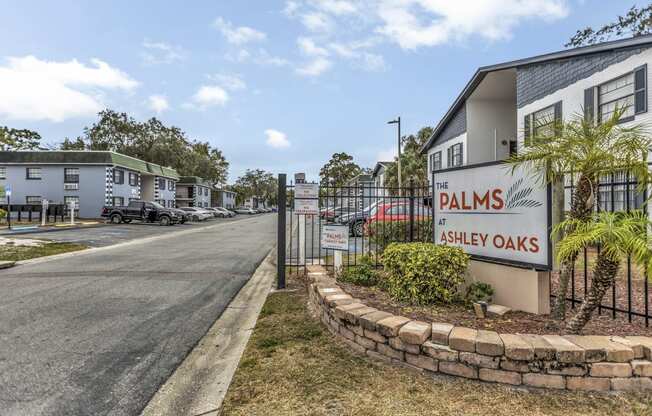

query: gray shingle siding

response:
[516,47,649,108]
[433,104,466,145]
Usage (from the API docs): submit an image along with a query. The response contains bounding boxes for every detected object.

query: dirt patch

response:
[338,278,652,337]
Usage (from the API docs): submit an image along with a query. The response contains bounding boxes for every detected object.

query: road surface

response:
[0,214,276,416]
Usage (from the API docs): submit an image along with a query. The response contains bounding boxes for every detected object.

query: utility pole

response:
[387,117,402,195]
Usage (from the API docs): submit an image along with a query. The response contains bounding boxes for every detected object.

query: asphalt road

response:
[13,215,255,248]
[0,214,276,416]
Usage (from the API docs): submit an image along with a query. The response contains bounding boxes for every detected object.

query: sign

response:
[321,224,349,251]
[42,199,49,209]
[294,198,319,215]
[295,183,318,199]
[433,162,550,269]
[5,185,11,197]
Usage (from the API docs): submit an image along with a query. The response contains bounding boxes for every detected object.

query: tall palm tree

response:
[508,108,651,322]
[556,211,652,333]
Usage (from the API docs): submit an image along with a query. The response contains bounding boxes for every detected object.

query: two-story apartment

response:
[422,35,652,214]
[175,176,212,208]
[213,189,237,209]
[371,161,393,199]
[0,151,179,218]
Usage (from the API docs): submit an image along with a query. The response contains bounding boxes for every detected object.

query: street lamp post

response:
[387,117,401,195]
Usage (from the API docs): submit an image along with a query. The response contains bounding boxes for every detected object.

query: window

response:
[168,180,174,190]
[26,167,41,180]
[64,168,79,183]
[447,143,463,167]
[112,196,124,206]
[113,169,124,184]
[596,66,647,122]
[64,196,79,210]
[129,172,138,186]
[158,178,166,190]
[205,188,209,196]
[129,197,139,203]
[26,196,41,204]
[429,151,442,172]
[524,102,562,145]
[0,167,6,179]
[598,171,643,212]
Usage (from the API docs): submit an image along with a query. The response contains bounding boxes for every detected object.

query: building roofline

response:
[419,34,652,154]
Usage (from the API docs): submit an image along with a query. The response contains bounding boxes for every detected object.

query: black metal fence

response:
[558,171,651,326]
[0,204,66,223]
[279,178,432,279]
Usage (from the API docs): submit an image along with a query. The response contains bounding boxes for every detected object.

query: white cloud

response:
[209,73,247,91]
[376,0,569,50]
[377,146,397,163]
[0,55,138,122]
[141,39,186,64]
[265,129,291,149]
[214,17,267,45]
[147,95,169,113]
[315,0,357,15]
[191,85,229,108]
[301,12,332,32]
[296,57,332,76]
[298,37,330,57]
[225,48,290,67]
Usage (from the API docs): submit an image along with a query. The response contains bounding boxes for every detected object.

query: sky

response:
[0,1,642,183]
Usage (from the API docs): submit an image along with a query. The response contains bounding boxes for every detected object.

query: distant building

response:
[176,176,212,208]
[342,174,375,211]
[0,150,179,218]
[371,161,394,198]
[214,189,237,209]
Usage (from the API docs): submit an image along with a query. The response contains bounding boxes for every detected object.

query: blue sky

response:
[0,1,639,183]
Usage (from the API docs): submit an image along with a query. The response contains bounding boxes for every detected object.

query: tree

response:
[319,152,362,187]
[509,108,652,329]
[0,126,41,150]
[69,109,229,186]
[234,169,276,206]
[384,126,433,190]
[556,211,652,333]
[567,5,652,47]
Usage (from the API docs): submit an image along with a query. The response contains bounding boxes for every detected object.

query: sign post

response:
[69,200,76,225]
[293,182,319,266]
[321,224,349,276]
[5,185,11,230]
[41,199,49,226]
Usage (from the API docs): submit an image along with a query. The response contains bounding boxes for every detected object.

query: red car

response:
[363,201,430,234]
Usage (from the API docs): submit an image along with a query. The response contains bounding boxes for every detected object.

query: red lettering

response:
[473,191,490,210]
[449,194,460,210]
[440,193,449,209]
[478,233,488,247]
[517,236,528,252]
[440,231,448,243]
[504,236,516,250]
[493,234,505,248]
[461,192,472,210]
[529,237,540,253]
[491,189,504,209]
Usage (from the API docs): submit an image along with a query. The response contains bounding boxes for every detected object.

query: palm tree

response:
[556,211,652,333]
[508,108,651,322]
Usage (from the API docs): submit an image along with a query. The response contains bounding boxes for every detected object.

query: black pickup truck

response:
[101,200,179,226]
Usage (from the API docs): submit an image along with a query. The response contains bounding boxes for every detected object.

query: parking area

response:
[12,214,266,248]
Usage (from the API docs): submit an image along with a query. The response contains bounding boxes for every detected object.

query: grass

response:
[0,242,87,261]
[220,278,652,416]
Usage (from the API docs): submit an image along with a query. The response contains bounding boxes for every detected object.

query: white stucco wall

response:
[426,132,467,174]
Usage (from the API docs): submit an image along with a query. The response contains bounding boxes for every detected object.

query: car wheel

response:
[159,216,171,226]
[110,214,122,224]
[352,220,364,237]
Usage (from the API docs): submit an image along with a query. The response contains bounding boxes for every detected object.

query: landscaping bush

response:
[338,255,379,287]
[382,242,469,304]
[465,282,494,305]
[366,218,432,252]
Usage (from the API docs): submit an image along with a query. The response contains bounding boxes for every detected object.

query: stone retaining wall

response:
[306,265,652,392]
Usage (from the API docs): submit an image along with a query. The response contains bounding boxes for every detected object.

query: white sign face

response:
[294,198,319,215]
[295,183,318,199]
[433,163,549,269]
[321,224,349,251]
[42,199,49,209]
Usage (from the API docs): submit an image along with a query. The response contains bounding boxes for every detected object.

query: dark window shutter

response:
[447,147,452,167]
[635,65,647,114]
[459,143,464,165]
[524,115,531,147]
[553,101,563,137]
[584,88,594,122]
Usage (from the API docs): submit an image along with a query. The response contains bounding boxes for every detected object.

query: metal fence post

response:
[408,179,415,242]
[277,174,287,289]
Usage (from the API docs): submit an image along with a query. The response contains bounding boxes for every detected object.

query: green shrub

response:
[366,219,432,252]
[382,242,469,304]
[465,282,494,304]
[338,255,379,287]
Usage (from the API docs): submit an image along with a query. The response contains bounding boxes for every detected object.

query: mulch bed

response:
[337,278,652,337]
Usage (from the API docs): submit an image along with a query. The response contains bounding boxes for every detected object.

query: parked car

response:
[320,207,348,222]
[178,207,213,221]
[170,208,190,224]
[101,200,179,226]
[338,200,385,237]
[235,207,257,214]
[214,207,236,217]
[204,207,225,218]
[363,201,431,236]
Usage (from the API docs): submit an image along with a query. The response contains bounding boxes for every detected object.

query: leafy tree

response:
[319,152,362,187]
[556,211,652,333]
[0,126,41,150]
[68,109,229,186]
[384,126,433,190]
[234,169,276,206]
[509,108,652,330]
[567,4,652,47]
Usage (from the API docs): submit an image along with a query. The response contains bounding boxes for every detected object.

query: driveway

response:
[0,214,276,416]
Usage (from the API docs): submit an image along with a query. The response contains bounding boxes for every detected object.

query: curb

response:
[0,260,16,269]
[140,248,276,416]
[0,223,107,236]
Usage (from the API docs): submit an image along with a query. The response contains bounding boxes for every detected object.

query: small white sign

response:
[321,224,349,251]
[42,199,49,209]
[295,183,318,199]
[294,198,319,215]
[5,185,11,197]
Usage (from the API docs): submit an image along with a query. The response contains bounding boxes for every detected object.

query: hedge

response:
[366,219,432,252]
[382,242,469,304]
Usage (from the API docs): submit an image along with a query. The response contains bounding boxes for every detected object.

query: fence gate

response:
[276,173,432,289]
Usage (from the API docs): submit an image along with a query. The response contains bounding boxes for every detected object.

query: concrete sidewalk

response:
[140,250,277,416]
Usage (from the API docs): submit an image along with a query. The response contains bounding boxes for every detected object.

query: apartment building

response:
[214,189,237,209]
[0,151,179,218]
[175,176,212,208]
